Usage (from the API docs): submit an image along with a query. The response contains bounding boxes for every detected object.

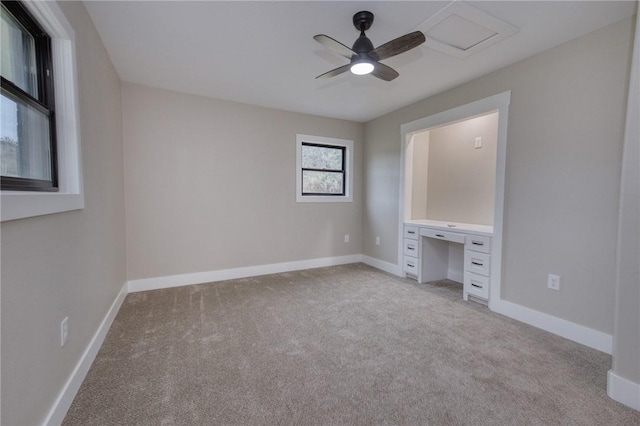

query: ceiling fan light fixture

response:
[350,60,374,75]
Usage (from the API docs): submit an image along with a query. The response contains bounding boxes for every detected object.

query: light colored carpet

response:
[63,263,639,425]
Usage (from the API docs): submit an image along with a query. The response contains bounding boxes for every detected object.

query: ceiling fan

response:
[314,11,426,81]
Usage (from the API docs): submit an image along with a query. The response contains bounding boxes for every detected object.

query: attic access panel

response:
[415,1,518,58]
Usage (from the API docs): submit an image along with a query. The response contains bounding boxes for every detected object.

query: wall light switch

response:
[547,274,560,291]
[344,234,350,243]
[475,137,483,149]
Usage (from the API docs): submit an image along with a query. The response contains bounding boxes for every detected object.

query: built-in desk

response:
[403,220,494,302]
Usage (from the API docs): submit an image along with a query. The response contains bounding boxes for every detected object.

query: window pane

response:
[302,170,344,194]
[1,4,38,97]
[301,144,343,170]
[1,93,51,180]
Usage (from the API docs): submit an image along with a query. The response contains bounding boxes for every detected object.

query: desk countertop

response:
[405,219,493,236]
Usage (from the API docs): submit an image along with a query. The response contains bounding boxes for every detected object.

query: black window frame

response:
[300,142,346,197]
[1,0,57,192]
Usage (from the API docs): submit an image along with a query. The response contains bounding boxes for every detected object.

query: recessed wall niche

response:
[406,111,499,226]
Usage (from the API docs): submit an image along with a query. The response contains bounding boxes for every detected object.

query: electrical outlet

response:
[475,137,483,149]
[61,317,69,347]
[375,236,380,246]
[344,234,350,243]
[547,274,560,291]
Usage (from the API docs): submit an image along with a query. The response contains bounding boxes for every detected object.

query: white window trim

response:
[296,134,353,203]
[1,0,84,222]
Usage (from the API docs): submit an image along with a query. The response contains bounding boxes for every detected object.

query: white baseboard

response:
[360,255,402,276]
[43,282,128,426]
[490,299,613,354]
[128,255,363,292]
[608,370,640,410]
[447,270,463,283]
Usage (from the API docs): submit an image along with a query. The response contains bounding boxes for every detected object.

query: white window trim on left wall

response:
[296,134,353,203]
[1,0,83,222]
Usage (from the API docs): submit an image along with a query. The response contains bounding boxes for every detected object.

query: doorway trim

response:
[398,91,511,310]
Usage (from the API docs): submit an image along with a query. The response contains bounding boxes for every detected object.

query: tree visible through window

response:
[301,142,345,196]
[296,134,353,203]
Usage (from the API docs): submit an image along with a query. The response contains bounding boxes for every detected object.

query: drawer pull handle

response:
[471,282,482,288]
[407,263,415,268]
[472,241,484,246]
[435,234,445,238]
[472,261,484,266]
[408,247,415,251]
[408,231,416,234]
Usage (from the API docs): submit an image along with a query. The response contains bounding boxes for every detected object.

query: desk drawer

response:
[403,256,419,275]
[464,273,489,299]
[465,235,491,254]
[465,251,490,276]
[403,239,419,257]
[421,228,465,244]
[404,226,419,240]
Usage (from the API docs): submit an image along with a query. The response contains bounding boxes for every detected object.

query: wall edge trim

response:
[127,255,363,292]
[43,282,128,426]
[447,270,464,283]
[607,369,640,411]
[491,299,613,354]
[361,255,403,276]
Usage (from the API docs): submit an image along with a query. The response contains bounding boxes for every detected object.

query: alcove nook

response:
[399,92,510,305]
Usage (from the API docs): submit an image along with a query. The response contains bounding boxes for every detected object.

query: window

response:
[301,143,345,196]
[296,134,353,203]
[1,0,57,191]
[1,0,83,222]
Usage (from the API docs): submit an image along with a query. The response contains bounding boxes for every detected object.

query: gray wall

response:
[423,112,498,225]
[363,18,634,334]
[0,2,126,425]
[409,131,429,220]
[612,12,640,388]
[122,83,364,281]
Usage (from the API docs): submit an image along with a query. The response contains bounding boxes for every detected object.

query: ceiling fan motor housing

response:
[352,34,374,54]
[351,11,375,63]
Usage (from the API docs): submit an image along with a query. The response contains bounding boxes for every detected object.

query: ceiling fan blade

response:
[370,31,426,61]
[371,62,399,81]
[313,34,356,59]
[316,64,351,80]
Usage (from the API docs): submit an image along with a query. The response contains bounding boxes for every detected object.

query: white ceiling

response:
[84,1,636,123]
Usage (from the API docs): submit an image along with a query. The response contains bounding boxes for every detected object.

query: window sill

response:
[1,191,84,222]
[296,195,353,203]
